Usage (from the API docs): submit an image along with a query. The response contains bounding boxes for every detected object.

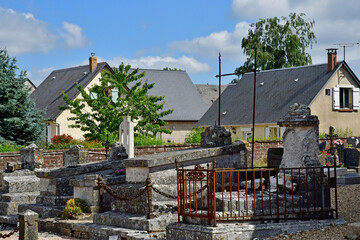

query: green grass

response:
[134,135,165,146]
[0,143,23,152]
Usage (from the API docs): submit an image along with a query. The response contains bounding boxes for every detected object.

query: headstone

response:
[119,116,134,158]
[277,103,321,168]
[344,148,360,170]
[200,125,231,147]
[319,141,326,151]
[347,137,359,148]
[19,209,38,240]
[63,145,89,167]
[20,144,44,170]
[267,148,283,168]
[109,142,128,161]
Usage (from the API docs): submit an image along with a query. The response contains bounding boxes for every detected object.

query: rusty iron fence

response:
[177,162,338,227]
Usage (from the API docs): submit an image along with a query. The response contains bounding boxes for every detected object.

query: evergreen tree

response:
[60,62,173,142]
[0,49,44,145]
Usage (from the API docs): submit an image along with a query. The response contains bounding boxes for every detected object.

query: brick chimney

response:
[89,53,97,72]
[327,48,337,72]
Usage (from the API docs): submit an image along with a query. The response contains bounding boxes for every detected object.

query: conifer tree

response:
[0,49,44,145]
[60,63,173,142]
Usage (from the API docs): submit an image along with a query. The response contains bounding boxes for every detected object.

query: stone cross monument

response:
[119,116,134,158]
[277,103,322,168]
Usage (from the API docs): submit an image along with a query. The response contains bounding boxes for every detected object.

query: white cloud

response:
[105,55,211,73]
[61,22,91,48]
[0,7,90,55]
[169,22,250,61]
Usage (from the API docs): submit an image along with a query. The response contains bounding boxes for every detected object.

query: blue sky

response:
[1,0,360,86]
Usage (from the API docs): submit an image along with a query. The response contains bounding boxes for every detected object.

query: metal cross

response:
[102,133,111,160]
[325,126,338,160]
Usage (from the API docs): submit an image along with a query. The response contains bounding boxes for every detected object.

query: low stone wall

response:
[0,144,200,170]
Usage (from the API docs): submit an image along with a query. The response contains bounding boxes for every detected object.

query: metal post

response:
[218,53,222,126]
[251,48,257,167]
[146,177,153,219]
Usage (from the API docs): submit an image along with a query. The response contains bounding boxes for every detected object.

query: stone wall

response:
[0,144,200,170]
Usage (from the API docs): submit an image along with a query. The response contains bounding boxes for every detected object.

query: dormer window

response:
[333,85,360,110]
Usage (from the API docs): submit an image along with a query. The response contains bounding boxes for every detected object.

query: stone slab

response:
[19,204,64,219]
[0,175,40,193]
[123,142,245,168]
[0,214,18,225]
[337,173,360,185]
[166,219,346,240]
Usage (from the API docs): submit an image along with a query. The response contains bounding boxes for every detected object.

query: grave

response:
[344,148,360,172]
[0,144,41,224]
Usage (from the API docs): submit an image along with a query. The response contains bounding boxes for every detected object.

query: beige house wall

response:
[310,67,360,135]
[224,124,269,140]
[51,70,104,140]
[160,121,197,143]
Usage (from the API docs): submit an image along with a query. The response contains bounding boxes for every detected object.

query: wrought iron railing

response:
[177,163,338,226]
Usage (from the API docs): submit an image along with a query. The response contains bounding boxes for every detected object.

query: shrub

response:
[134,134,165,146]
[51,134,75,145]
[0,143,23,152]
[60,198,88,220]
[185,127,205,143]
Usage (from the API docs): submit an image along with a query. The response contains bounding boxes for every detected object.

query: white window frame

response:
[333,85,360,110]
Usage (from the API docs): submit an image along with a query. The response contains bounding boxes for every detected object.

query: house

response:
[24,78,36,93]
[135,69,208,143]
[31,55,208,143]
[197,49,360,139]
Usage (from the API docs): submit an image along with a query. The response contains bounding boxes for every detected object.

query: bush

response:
[134,134,165,146]
[0,143,23,152]
[51,134,75,145]
[185,127,205,143]
[60,198,88,220]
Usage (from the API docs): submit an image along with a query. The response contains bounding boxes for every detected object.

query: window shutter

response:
[112,89,119,103]
[265,127,270,138]
[333,87,340,110]
[353,88,360,110]
[280,127,286,137]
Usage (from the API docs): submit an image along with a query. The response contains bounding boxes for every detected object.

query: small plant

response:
[0,143,23,152]
[185,126,205,144]
[134,134,165,146]
[114,168,126,175]
[319,150,330,156]
[60,198,88,220]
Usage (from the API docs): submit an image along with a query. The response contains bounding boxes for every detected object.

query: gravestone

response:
[277,103,321,168]
[119,116,134,158]
[347,137,359,148]
[20,144,44,170]
[344,148,360,171]
[200,125,231,147]
[109,142,128,161]
[19,210,38,240]
[63,145,89,167]
[267,148,283,168]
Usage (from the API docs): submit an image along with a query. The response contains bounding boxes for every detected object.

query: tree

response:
[0,49,44,145]
[60,63,173,142]
[233,13,316,82]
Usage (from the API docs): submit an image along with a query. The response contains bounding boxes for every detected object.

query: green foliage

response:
[234,13,316,81]
[163,67,182,71]
[60,62,173,142]
[60,198,87,220]
[134,134,165,146]
[0,143,23,152]
[185,126,205,143]
[0,49,45,145]
[319,127,353,138]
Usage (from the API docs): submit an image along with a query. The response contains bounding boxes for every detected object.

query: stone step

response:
[93,211,177,232]
[0,202,21,215]
[18,204,64,218]
[0,191,39,203]
[337,173,360,185]
[36,195,72,206]
[1,175,40,193]
[0,214,18,225]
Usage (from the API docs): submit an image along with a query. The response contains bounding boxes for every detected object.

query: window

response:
[90,91,98,99]
[325,89,330,96]
[265,126,286,139]
[333,86,360,110]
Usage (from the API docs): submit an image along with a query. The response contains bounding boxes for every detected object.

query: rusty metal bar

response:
[98,185,103,213]
[251,48,257,168]
[283,168,287,217]
[218,53,221,126]
[146,177,153,219]
[334,165,338,218]
[230,171,233,218]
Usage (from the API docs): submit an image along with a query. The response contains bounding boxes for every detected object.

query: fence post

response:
[146,177,153,219]
[19,210,38,240]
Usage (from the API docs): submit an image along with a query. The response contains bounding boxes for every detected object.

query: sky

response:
[1,0,360,87]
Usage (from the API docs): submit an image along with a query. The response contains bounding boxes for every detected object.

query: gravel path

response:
[0,184,359,239]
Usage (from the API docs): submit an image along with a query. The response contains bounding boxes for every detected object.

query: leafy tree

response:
[234,13,316,82]
[0,49,44,145]
[60,63,173,142]
[163,67,182,71]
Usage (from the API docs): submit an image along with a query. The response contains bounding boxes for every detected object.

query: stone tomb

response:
[344,148,360,172]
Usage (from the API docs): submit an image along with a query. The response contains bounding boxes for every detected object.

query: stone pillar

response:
[277,103,321,168]
[20,143,44,170]
[109,142,128,161]
[200,125,232,147]
[19,209,38,240]
[119,116,134,158]
[70,174,101,213]
[63,145,89,167]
